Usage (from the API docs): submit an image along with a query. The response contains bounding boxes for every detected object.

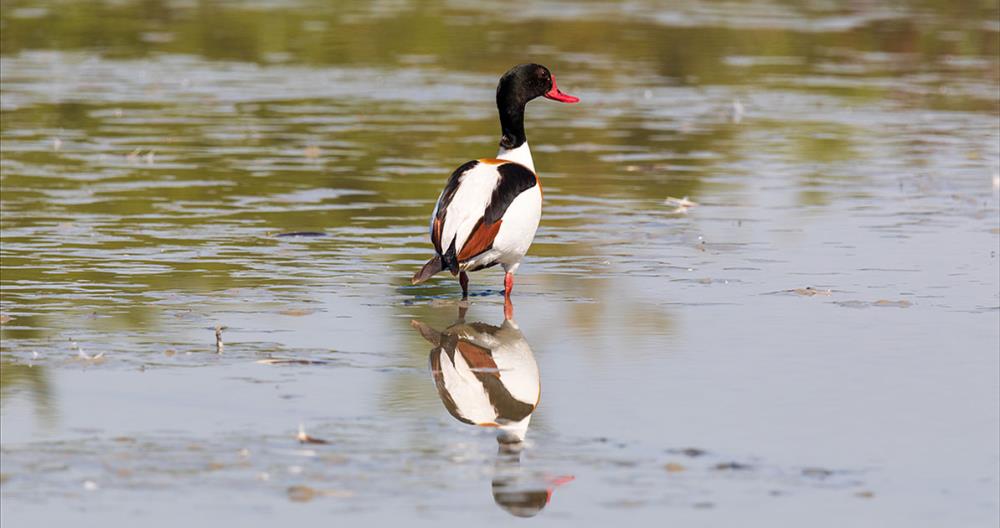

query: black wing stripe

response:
[442,236,459,275]
[484,163,537,224]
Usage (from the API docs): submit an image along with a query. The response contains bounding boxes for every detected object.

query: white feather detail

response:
[497,142,535,173]
[437,162,501,256]
[452,182,542,273]
[492,186,542,268]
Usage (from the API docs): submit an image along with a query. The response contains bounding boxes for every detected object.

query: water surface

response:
[1,0,998,526]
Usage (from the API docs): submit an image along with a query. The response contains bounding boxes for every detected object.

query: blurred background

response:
[1,1,998,526]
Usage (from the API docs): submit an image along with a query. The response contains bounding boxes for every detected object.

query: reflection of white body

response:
[413,315,571,518]
[414,318,539,443]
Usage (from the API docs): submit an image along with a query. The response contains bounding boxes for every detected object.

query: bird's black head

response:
[496,64,578,149]
[497,63,578,110]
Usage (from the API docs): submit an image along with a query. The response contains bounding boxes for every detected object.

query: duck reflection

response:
[411,307,572,517]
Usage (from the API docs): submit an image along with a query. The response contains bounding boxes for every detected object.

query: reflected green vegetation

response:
[0,361,56,427]
[1,0,996,342]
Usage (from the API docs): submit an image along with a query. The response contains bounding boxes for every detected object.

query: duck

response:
[411,64,579,303]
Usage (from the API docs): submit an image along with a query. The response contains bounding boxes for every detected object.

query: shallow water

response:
[1,0,998,526]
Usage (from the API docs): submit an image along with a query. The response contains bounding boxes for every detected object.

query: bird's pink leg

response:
[502,272,515,320]
[459,272,469,299]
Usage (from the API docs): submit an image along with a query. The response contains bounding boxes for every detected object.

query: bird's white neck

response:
[497,142,535,173]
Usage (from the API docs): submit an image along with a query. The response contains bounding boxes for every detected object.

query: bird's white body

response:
[490,142,542,275]
[428,142,542,276]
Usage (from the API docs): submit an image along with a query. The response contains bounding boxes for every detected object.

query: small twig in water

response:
[215,325,224,354]
[665,196,699,214]
[297,423,329,445]
[73,341,104,362]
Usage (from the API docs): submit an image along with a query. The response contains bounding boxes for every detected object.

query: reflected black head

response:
[496,64,553,150]
[492,447,549,518]
[492,487,549,518]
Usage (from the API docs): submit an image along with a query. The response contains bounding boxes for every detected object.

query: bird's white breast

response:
[497,142,535,173]
[491,186,542,267]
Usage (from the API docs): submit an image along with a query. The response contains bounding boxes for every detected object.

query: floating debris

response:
[82,480,99,491]
[714,461,752,471]
[126,148,142,163]
[74,342,104,362]
[792,287,832,297]
[0,314,11,324]
[873,299,912,308]
[215,325,224,354]
[802,467,834,479]
[275,231,326,238]
[278,308,316,317]
[287,485,316,502]
[665,196,699,214]
[286,485,352,502]
[52,137,62,151]
[140,31,175,44]
[855,490,875,499]
[667,447,708,458]
[297,424,329,445]
[257,358,330,366]
[664,462,686,473]
[835,299,912,309]
[303,145,322,159]
[730,98,745,124]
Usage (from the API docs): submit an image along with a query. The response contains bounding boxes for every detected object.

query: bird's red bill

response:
[543,75,579,103]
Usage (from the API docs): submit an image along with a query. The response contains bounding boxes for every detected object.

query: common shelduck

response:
[412,64,579,302]
[411,315,540,444]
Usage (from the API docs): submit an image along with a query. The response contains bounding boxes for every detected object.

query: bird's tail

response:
[412,255,444,284]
